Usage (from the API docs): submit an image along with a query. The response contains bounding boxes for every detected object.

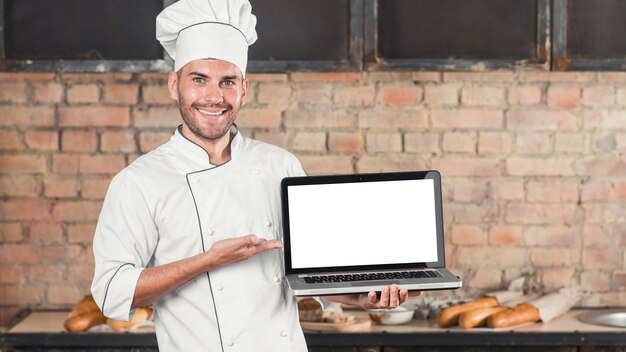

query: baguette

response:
[64,310,107,332]
[487,303,540,328]
[437,297,499,327]
[458,306,508,329]
[107,307,153,331]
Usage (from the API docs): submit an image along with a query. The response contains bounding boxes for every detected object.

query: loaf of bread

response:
[436,297,499,327]
[297,298,324,322]
[458,306,508,329]
[107,307,153,331]
[64,294,107,332]
[487,303,540,328]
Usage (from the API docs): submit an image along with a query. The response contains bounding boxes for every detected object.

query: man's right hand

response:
[206,234,283,269]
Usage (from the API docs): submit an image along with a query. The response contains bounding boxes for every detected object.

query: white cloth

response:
[156,0,257,74]
[91,126,307,352]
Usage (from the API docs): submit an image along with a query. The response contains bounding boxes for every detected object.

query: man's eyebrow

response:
[188,71,208,78]
[222,75,241,81]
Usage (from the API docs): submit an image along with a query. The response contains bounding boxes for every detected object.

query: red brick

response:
[443,72,516,82]
[597,72,626,82]
[452,180,489,203]
[139,132,172,153]
[0,130,22,150]
[506,157,575,176]
[0,106,56,127]
[366,133,402,152]
[581,180,612,202]
[555,133,587,154]
[357,154,428,173]
[142,84,174,104]
[253,131,288,149]
[0,81,28,103]
[423,84,460,106]
[547,85,581,108]
[442,132,476,153]
[593,131,615,152]
[61,73,132,82]
[328,132,363,154]
[78,155,126,174]
[446,203,498,224]
[0,223,23,242]
[29,222,64,245]
[0,285,45,305]
[137,73,169,82]
[0,265,24,284]
[524,225,578,247]
[404,133,440,154]
[24,130,58,151]
[531,248,573,267]
[103,83,138,105]
[489,225,522,246]
[61,129,97,152]
[613,223,626,247]
[38,244,83,264]
[28,264,63,283]
[298,155,353,175]
[0,72,55,80]
[367,72,413,82]
[0,155,47,174]
[457,247,527,267]
[359,109,428,130]
[583,86,615,106]
[613,271,626,290]
[81,177,111,200]
[66,84,100,103]
[52,154,80,174]
[527,180,579,202]
[540,268,576,290]
[0,199,51,221]
[0,176,40,197]
[59,106,129,127]
[257,83,291,104]
[0,244,39,264]
[411,72,442,82]
[616,180,626,200]
[295,84,332,105]
[478,132,512,154]
[52,201,103,222]
[67,223,96,244]
[431,109,503,129]
[583,248,622,269]
[617,88,626,105]
[520,72,594,83]
[292,132,326,152]
[247,73,288,82]
[461,85,505,106]
[236,108,282,128]
[515,132,552,154]
[468,268,502,290]
[101,131,136,153]
[67,264,95,285]
[508,109,578,131]
[47,284,86,305]
[508,85,542,105]
[432,157,501,177]
[585,109,626,130]
[286,110,355,128]
[334,86,375,107]
[290,72,364,83]
[582,224,608,247]
[489,179,524,200]
[581,271,610,292]
[32,82,63,103]
[506,203,578,225]
[377,85,422,106]
[451,225,486,245]
[44,177,79,198]
[133,106,180,128]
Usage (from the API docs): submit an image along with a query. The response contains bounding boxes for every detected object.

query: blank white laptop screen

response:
[287,179,438,269]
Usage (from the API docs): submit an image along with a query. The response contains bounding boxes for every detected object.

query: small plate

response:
[578,310,626,328]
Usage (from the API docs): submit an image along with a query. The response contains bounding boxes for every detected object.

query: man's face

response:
[168,59,248,142]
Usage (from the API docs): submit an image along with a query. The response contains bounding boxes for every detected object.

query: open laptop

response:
[281,170,462,296]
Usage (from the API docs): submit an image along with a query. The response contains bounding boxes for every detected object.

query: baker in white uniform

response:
[91,0,417,351]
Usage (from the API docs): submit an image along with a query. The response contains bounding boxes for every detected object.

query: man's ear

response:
[241,78,249,107]
[167,71,179,101]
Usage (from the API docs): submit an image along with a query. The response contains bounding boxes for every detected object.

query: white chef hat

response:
[156,0,257,75]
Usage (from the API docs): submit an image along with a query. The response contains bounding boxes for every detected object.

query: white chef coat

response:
[91,125,308,352]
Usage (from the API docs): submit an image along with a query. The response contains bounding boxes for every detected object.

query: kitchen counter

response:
[1,309,625,352]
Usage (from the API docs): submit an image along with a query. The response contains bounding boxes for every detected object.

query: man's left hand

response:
[326,284,421,310]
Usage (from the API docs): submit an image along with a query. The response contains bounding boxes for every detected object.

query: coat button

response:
[273,276,280,283]
[252,169,259,175]
[280,331,287,337]
[207,229,214,236]
[227,340,234,346]
[195,178,200,183]
[216,285,223,291]
[264,220,272,228]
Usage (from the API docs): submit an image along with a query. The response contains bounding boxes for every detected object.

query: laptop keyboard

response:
[302,270,442,284]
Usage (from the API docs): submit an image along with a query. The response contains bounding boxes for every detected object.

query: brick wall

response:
[1,70,626,308]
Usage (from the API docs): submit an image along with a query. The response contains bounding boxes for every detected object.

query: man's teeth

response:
[198,109,225,116]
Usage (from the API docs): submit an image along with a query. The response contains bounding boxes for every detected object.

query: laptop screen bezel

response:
[281,170,446,275]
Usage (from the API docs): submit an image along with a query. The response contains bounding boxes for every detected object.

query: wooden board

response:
[300,319,371,332]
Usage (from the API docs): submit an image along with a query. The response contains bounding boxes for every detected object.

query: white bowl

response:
[368,307,415,325]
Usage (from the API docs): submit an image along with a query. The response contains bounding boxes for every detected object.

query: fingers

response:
[399,289,409,304]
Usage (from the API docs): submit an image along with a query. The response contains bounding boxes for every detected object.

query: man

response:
[91,0,416,351]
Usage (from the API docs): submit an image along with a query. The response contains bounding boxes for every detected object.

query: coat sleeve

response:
[91,168,158,321]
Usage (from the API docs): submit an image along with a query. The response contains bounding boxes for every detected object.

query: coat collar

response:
[168,124,242,172]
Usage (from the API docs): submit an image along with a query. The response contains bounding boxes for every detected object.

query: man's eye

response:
[222,80,235,87]
[193,77,205,84]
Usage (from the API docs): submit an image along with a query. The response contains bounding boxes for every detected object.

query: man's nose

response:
[202,83,224,104]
